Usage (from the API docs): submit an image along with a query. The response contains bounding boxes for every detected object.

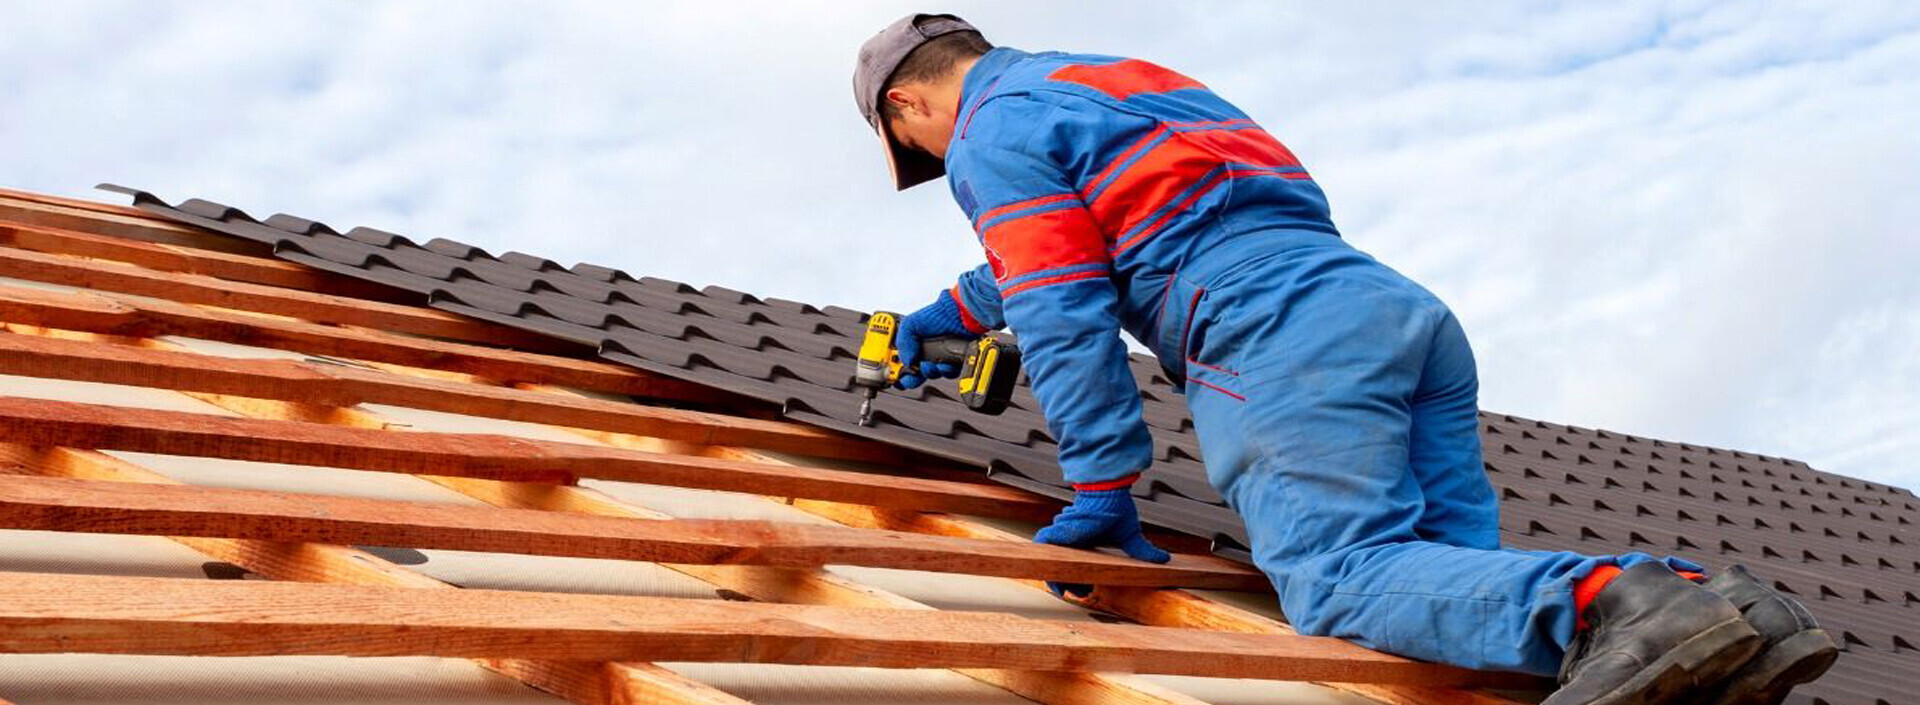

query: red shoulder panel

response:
[1047,59,1203,100]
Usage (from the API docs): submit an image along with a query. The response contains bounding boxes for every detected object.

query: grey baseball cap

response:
[853,13,980,190]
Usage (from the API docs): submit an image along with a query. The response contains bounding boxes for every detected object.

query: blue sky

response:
[5,2,1918,489]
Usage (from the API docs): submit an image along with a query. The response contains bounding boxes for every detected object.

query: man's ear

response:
[884,86,926,118]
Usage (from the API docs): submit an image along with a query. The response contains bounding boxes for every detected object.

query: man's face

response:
[884,85,957,158]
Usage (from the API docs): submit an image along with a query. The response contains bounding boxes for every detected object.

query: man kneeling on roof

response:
[851,13,1836,705]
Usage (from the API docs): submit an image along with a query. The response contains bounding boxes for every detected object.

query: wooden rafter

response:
[535,392,1544,705]
[0,571,1529,687]
[0,395,1065,522]
[89,342,1212,705]
[429,380,1541,704]
[481,662,753,705]
[0,330,900,463]
[793,500,1543,703]
[39,327,1208,705]
[0,442,752,705]
[0,443,441,589]
[0,474,1261,588]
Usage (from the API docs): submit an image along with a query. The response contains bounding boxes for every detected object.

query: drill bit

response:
[857,389,876,426]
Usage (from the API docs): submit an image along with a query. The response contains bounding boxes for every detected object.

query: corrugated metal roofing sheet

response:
[100,185,1917,705]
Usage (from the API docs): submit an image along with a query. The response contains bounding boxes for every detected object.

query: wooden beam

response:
[0,442,445,589]
[0,331,901,464]
[0,283,719,402]
[0,190,1520,696]
[0,474,1259,589]
[481,662,754,705]
[0,222,415,305]
[0,443,751,705]
[0,244,574,353]
[0,193,1233,701]
[496,367,1542,702]
[784,479,1541,703]
[120,350,1202,705]
[574,416,1542,704]
[0,395,1064,523]
[0,190,269,256]
[0,187,194,225]
[0,571,1529,687]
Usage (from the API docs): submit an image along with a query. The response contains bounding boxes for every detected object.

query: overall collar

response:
[955,47,1028,141]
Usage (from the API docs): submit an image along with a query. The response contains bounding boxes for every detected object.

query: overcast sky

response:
[5,2,1917,490]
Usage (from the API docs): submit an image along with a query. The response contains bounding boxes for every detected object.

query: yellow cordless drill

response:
[853,311,1021,426]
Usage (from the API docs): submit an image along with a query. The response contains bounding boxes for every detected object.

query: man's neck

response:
[954,55,981,83]
[939,57,982,110]
[939,56,984,129]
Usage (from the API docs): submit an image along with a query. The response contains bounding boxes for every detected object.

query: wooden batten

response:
[602,424,1543,704]
[0,244,574,352]
[0,395,1065,522]
[518,387,1541,704]
[0,474,1259,589]
[786,476,1540,703]
[126,350,1210,705]
[0,330,900,464]
[0,190,270,256]
[0,571,1529,688]
[482,661,756,705]
[0,190,1541,704]
[0,442,753,705]
[0,283,719,402]
[0,221,416,304]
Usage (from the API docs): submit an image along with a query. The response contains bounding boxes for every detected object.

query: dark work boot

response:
[1543,563,1763,705]
[1700,565,1839,705]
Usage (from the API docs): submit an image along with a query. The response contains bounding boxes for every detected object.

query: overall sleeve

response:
[949,263,1004,334]
[947,93,1155,486]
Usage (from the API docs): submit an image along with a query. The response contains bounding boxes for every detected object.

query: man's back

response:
[947,47,1340,366]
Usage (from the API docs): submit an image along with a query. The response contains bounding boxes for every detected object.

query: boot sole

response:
[1707,629,1841,705]
[1581,618,1764,705]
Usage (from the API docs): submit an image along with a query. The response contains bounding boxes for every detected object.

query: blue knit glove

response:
[1033,481,1170,598]
[894,291,970,389]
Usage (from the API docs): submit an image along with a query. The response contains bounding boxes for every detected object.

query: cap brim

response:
[879,121,946,191]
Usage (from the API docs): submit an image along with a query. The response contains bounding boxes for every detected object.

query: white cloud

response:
[3,1,1917,488]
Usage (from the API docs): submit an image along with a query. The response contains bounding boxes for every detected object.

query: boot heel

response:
[1710,628,1840,705]
[1600,618,1761,705]
[1763,629,1840,689]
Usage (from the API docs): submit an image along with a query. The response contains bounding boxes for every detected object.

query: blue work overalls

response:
[940,47,1696,675]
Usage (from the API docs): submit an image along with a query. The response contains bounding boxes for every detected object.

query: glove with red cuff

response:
[1032,474,1170,598]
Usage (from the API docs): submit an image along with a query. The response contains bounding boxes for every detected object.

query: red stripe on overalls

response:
[1089,126,1308,253]
[1047,60,1204,101]
[977,206,1110,293]
[948,285,988,334]
[973,193,1078,228]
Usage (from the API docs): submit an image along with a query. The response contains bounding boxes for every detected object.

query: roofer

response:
[851,14,1837,705]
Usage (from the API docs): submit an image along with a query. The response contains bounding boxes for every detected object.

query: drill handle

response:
[916,335,977,365]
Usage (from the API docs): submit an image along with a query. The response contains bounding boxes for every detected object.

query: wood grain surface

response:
[0,474,1260,588]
